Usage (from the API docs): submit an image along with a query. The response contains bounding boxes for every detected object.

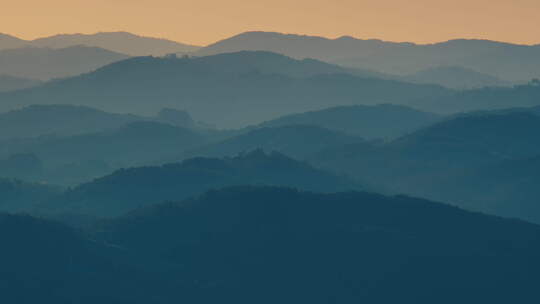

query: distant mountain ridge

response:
[311,110,540,223]
[0,45,129,80]
[254,104,441,139]
[0,75,41,92]
[0,51,451,127]
[0,31,200,56]
[197,31,540,82]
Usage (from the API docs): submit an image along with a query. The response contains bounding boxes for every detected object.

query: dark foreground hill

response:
[0,75,41,92]
[0,178,61,213]
[4,186,540,303]
[0,213,180,304]
[43,151,360,218]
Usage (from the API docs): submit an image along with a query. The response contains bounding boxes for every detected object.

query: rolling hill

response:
[1,31,200,56]
[402,66,510,89]
[186,125,364,160]
[311,111,540,222]
[0,51,451,127]
[0,75,41,92]
[95,186,540,303]
[197,31,540,82]
[42,151,360,217]
[0,45,129,80]
[254,104,441,139]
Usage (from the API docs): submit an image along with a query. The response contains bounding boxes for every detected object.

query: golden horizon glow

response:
[2,0,540,46]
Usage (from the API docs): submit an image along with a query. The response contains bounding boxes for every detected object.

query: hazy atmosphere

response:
[3,0,540,45]
[1,1,540,303]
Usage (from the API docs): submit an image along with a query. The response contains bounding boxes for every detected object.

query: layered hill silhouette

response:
[0,33,27,49]
[41,151,360,218]
[0,178,60,213]
[0,31,200,56]
[312,111,540,222]
[402,66,509,89]
[0,213,179,304]
[0,104,204,141]
[5,186,540,303]
[254,104,441,139]
[412,81,540,113]
[0,75,41,92]
[187,125,364,160]
[0,51,451,127]
[95,186,540,303]
[0,105,143,140]
[0,45,129,80]
[198,31,540,82]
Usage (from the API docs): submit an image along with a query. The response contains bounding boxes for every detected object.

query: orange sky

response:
[2,0,539,46]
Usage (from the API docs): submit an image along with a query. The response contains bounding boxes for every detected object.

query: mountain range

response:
[36,151,360,218]
[0,31,200,56]
[0,51,451,127]
[312,110,540,222]
[0,45,128,80]
[196,31,540,82]
[0,75,41,92]
[253,104,441,139]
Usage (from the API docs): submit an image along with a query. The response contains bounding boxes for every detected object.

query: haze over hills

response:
[0,51,451,127]
[0,46,129,80]
[0,75,41,92]
[254,104,441,139]
[312,110,540,222]
[0,33,28,49]
[402,66,510,89]
[411,81,540,113]
[0,31,200,56]
[0,178,61,213]
[197,31,540,82]
[2,25,540,303]
[0,104,204,141]
[186,125,364,160]
[4,186,540,303]
[40,151,360,218]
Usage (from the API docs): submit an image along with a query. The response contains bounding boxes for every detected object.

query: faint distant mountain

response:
[0,51,451,127]
[197,31,540,82]
[0,75,41,92]
[0,33,28,49]
[187,125,364,160]
[255,104,441,139]
[0,105,143,140]
[31,31,200,56]
[402,66,510,89]
[0,153,44,181]
[0,178,60,213]
[43,151,360,217]
[27,121,209,167]
[412,81,540,113]
[0,46,129,80]
[0,104,209,141]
